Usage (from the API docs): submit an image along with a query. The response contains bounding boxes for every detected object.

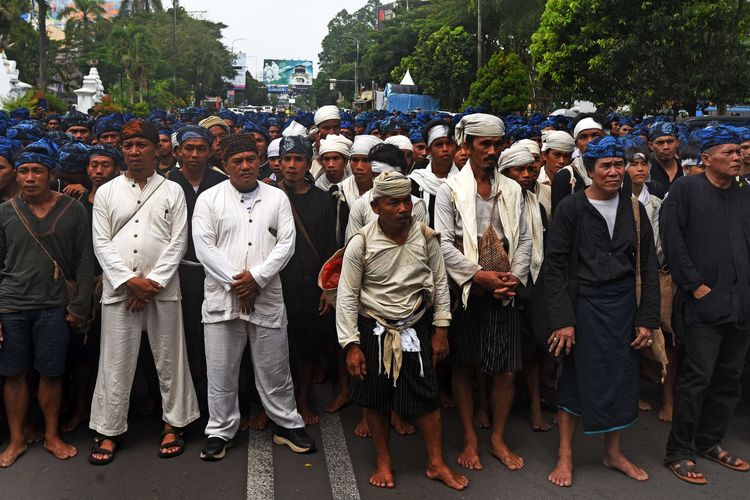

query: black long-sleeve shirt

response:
[660,174,750,329]
[0,194,94,319]
[544,191,660,331]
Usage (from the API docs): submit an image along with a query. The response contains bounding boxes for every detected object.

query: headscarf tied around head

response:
[698,125,741,153]
[541,130,575,152]
[573,117,603,139]
[7,123,45,145]
[0,137,21,163]
[648,121,677,141]
[121,119,159,145]
[94,114,124,138]
[279,135,313,161]
[319,135,353,158]
[58,141,92,173]
[385,135,413,152]
[379,116,408,135]
[314,105,341,126]
[512,139,540,157]
[371,171,412,200]
[582,136,625,160]
[351,135,384,156]
[737,126,750,144]
[242,121,270,143]
[267,138,282,158]
[175,125,214,146]
[15,138,60,170]
[88,144,126,170]
[455,113,505,146]
[498,147,535,172]
[282,120,308,137]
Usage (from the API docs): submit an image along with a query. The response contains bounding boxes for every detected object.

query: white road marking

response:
[247,428,274,500]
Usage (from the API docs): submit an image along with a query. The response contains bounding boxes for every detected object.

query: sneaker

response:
[200,436,233,461]
[273,427,316,454]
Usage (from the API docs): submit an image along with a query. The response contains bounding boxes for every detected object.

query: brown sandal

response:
[699,445,750,472]
[667,460,708,485]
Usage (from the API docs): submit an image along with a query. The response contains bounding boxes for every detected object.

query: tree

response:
[60,0,105,32]
[103,23,158,102]
[243,71,269,105]
[119,0,163,15]
[37,0,48,91]
[391,26,474,111]
[464,51,530,115]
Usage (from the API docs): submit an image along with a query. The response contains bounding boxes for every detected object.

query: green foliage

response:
[43,92,67,113]
[530,0,750,113]
[0,91,39,114]
[464,51,530,115]
[130,101,149,117]
[243,72,269,106]
[391,26,474,111]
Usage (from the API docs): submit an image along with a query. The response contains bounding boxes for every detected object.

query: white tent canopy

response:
[400,69,415,86]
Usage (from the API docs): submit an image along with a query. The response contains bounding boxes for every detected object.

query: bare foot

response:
[299,405,320,426]
[369,461,395,488]
[490,441,525,470]
[658,403,673,423]
[439,390,456,409]
[473,409,490,429]
[324,390,350,414]
[548,455,574,487]
[24,423,43,444]
[603,452,649,481]
[44,435,78,460]
[530,411,552,432]
[426,462,469,490]
[0,442,28,468]
[62,411,87,433]
[638,400,652,412]
[248,411,270,431]
[390,413,415,436]
[354,416,371,438]
[239,416,251,432]
[457,443,483,470]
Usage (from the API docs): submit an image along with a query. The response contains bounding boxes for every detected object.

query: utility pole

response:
[37,0,48,91]
[343,36,359,103]
[172,0,178,96]
[476,0,483,69]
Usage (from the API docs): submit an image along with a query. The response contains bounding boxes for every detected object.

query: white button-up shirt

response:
[192,179,296,328]
[93,172,188,304]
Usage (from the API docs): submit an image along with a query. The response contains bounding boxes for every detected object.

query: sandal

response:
[158,428,185,459]
[89,436,118,465]
[699,445,750,472]
[666,460,707,485]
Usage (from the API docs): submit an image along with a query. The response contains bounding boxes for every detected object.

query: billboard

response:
[225,52,247,90]
[262,59,313,93]
[25,1,123,41]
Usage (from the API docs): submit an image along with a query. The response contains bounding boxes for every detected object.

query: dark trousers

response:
[179,264,207,414]
[665,323,750,463]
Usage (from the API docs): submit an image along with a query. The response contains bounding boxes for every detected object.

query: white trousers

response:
[89,300,200,436]
[204,319,304,440]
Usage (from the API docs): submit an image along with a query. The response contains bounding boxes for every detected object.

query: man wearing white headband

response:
[337,170,468,492]
[265,137,283,183]
[384,135,414,172]
[435,113,532,473]
[315,135,352,191]
[539,131,574,218]
[409,120,459,227]
[551,117,604,213]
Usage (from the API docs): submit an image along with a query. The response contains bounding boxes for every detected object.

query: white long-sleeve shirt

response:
[93,172,188,304]
[192,179,296,328]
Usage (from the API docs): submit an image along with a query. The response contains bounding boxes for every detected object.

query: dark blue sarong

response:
[558,279,639,434]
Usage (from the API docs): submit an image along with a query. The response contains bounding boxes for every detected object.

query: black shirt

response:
[551,166,633,216]
[279,184,338,314]
[544,191,660,330]
[649,154,682,191]
[660,174,750,329]
[167,168,228,262]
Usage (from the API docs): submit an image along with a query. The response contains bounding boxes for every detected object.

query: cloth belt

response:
[367,308,426,387]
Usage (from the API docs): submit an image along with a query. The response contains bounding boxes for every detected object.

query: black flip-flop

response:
[158,429,185,459]
[89,436,118,466]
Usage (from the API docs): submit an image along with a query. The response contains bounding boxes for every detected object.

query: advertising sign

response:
[262,59,313,92]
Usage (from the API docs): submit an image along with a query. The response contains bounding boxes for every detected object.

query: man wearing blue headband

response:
[545,135,659,487]
[0,137,21,202]
[0,140,94,467]
[648,122,681,191]
[663,125,750,484]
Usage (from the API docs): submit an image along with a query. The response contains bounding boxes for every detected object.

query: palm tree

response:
[106,23,158,103]
[60,0,106,32]
[119,0,163,15]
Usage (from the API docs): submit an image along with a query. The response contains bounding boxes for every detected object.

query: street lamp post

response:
[342,36,359,103]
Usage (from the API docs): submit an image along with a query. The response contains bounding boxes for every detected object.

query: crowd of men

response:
[0,103,749,491]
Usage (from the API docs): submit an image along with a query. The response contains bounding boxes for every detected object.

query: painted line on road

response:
[314,385,362,500]
[247,428,274,500]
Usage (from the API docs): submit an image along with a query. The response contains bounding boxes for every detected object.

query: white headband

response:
[573,117,603,139]
[351,135,383,156]
[385,135,413,152]
[427,125,450,147]
[455,113,505,146]
[371,160,398,173]
[314,105,341,126]
[542,130,575,152]
[267,138,282,158]
[319,134,352,157]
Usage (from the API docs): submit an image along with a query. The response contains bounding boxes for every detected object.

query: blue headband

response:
[0,137,21,162]
[242,121,270,143]
[58,141,92,173]
[15,138,60,170]
[279,135,313,161]
[583,136,625,160]
[648,121,677,141]
[175,125,214,146]
[7,123,45,144]
[698,125,741,153]
[88,144,125,169]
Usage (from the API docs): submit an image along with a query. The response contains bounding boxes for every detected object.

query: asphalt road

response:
[1,380,749,499]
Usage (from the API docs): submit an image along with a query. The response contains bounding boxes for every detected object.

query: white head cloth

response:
[573,117,603,139]
[542,130,575,152]
[385,135,413,152]
[512,139,540,157]
[170,131,179,149]
[267,138,282,158]
[455,113,505,146]
[426,124,450,147]
[498,147,535,172]
[282,120,308,137]
[314,105,341,126]
[319,134,353,157]
[351,135,383,156]
[371,160,398,174]
[371,171,412,199]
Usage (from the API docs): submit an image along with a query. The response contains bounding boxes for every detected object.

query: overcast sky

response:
[180,0,370,78]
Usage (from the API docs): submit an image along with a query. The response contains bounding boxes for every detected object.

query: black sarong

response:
[558,279,639,434]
